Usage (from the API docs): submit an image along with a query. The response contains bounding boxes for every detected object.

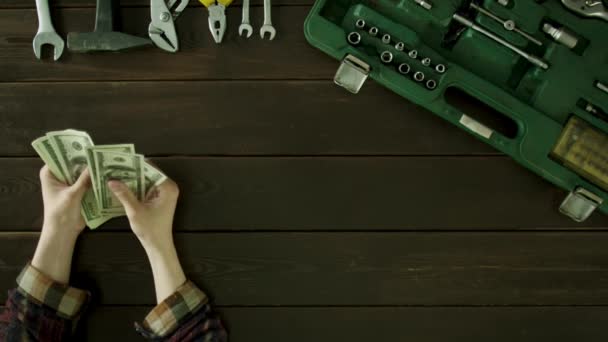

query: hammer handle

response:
[94,0,114,32]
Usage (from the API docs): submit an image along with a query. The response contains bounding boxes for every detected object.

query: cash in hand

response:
[32,129,167,229]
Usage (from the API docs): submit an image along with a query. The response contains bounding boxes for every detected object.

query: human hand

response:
[108,178,179,251]
[39,165,91,237]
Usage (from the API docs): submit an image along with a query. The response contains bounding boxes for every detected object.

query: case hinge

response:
[334,54,371,94]
[559,187,603,222]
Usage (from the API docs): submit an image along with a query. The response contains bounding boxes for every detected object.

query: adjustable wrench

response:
[33,0,65,61]
[238,0,253,37]
[259,0,276,40]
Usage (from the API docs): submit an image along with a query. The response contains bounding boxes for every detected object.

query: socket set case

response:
[304,0,608,222]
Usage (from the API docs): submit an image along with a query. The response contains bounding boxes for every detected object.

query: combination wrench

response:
[238,0,253,37]
[33,0,65,61]
[260,0,276,40]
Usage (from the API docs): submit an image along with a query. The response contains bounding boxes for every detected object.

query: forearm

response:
[143,238,187,303]
[31,226,79,284]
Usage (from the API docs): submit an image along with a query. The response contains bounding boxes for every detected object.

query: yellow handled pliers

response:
[200,0,234,43]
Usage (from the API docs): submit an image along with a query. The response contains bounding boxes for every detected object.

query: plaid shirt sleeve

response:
[135,281,227,341]
[0,263,90,341]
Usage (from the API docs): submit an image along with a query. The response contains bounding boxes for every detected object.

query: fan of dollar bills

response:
[32,129,167,229]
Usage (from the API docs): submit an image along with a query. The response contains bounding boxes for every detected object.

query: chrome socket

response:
[347,32,361,45]
[398,63,411,74]
[382,34,391,44]
[380,51,394,64]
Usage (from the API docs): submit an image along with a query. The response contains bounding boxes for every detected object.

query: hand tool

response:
[597,81,608,95]
[422,57,431,66]
[452,14,549,70]
[435,64,446,73]
[382,34,391,44]
[470,2,542,46]
[395,42,405,51]
[355,19,366,29]
[347,31,361,45]
[561,0,608,22]
[369,27,378,36]
[149,0,188,52]
[426,79,437,90]
[239,0,253,37]
[408,50,418,59]
[414,71,425,81]
[200,0,234,43]
[542,23,578,49]
[260,0,276,40]
[380,51,393,63]
[68,0,152,52]
[33,0,65,61]
[414,0,432,10]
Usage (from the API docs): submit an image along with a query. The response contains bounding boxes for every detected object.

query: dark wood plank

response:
[0,82,493,156]
[3,232,608,305]
[2,305,604,340]
[0,0,312,8]
[77,306,608,342]
[2,157,608,231]
[0,7,333,81]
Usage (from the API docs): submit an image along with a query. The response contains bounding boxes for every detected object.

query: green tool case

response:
[304,0,608,222]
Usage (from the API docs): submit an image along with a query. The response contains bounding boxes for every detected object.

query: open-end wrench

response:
[259,0,276,40]
[33,0,65,61]
[238,0,253,37]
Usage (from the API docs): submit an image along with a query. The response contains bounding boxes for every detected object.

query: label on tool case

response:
[459,115,493,139]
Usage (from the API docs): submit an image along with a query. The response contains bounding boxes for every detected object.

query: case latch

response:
[334,54,371,94]
[559,187,603,222]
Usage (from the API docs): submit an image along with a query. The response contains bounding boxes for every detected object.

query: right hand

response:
[108,178,180,250]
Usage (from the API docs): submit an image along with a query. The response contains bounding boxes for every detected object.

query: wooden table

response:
[2,0,608,340]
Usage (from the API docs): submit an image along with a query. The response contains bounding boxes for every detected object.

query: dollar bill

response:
[94,150,145,215]
[143,162,168,196]
[86,144,135,203]
[32,130,166,229]
[32,130,114,229]
[32,136,67,182]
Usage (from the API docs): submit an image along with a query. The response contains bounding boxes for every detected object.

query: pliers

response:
[200,0,234,43]
[149,0,189,52]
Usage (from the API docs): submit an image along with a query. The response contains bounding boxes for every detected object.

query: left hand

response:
[40,165,91,236]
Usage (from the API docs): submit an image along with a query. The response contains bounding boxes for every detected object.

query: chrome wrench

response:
[561,0,608,22]
[33,0,65,61]
[259,0,276,40]
[238,0,253,37]
[453,14,549,70]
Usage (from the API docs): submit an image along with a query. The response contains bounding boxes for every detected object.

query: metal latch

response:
[334,54,371,94]
[559,187,603,222]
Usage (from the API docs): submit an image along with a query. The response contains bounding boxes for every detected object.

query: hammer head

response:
[67,31,152,52]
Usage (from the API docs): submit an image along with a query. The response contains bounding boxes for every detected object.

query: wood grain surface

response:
[1,0,607,339]
[2,157,607,231]
[2,232,608,306]
[0,82,494,156]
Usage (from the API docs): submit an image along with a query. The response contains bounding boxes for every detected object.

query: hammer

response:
[68,0,152,52]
